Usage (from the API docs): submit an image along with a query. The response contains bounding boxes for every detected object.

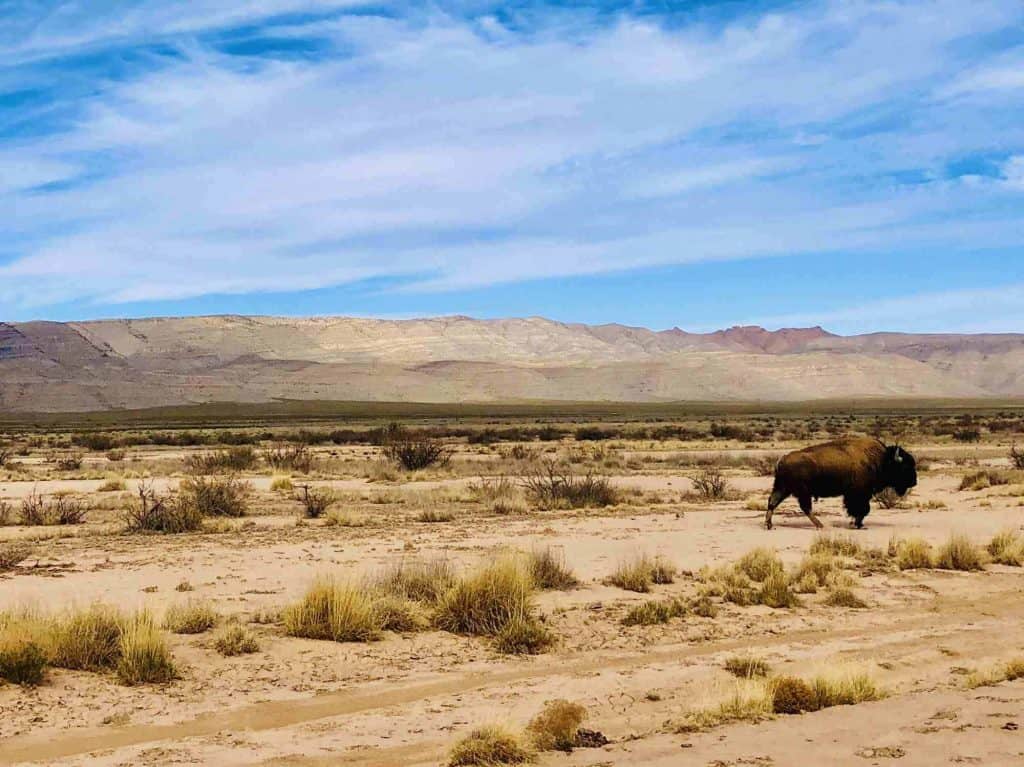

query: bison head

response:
[882,445,917,496]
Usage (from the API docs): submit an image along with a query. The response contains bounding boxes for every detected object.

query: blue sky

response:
[2,0,1023,334]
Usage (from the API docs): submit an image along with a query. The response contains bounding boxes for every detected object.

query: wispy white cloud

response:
[1,0,1023,313]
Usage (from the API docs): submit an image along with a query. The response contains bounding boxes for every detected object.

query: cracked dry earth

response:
[2,450,1024,766]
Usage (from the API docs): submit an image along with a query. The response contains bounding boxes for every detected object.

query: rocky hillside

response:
[1,315,1022,411]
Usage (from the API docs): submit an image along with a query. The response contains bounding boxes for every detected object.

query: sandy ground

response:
[1,439,1023,766]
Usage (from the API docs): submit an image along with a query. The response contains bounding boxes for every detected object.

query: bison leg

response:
[765,489,788,530]
[798,494,824,529]
[844,495,870,529]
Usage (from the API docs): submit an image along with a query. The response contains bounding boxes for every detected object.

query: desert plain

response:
[1,403,1023,766]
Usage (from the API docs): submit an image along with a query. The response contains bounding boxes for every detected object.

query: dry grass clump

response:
[375,595,430,633]
[376,558,456,604]
[447,725,534,766]
[213,624,260,656]
[892,537,934,570]
[469,476,529,515]
[933,534,986,571]
[116,612,178,685]
[324,509,367,527]
[493,615,554,655]
[124,484,203,534]
[809,533,862,558]
[417,508,455,523]
[809,666,884,708]
[987,530,1024,566]
[676,679,773,732]
[97,477,127,492]
[270,476,294,492]
[690,595,718,618]
[1011,444,1024,471]
[0,541,33,570]
[185,446,257,474]
[621,598,687,626]
[433,558,535,637]
[736,548,784,582]
[959,469,1010,492]
[790,552,839,594]
[51,605,123,670]
[526,548,578,590]
[283,579,381,643]
[527,699,587,752]
[164,601,219,634]
[966,657,1024,688]
[724,655,770,678]
[0,630,47,686]
[823,588,868,609]
[606,555,676,593]
[297,485,335,518]
[758,571,800,609]
[769,676,817,714]
[178,476,249,517]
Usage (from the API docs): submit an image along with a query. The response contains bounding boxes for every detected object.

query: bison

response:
[764,436,917,530]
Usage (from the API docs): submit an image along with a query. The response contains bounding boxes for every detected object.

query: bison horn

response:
[894,447,903,463]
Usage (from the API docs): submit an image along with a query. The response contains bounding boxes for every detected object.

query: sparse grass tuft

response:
[377,558,456,605]
[323,508,367,527]
[621,598,686,626]
[213,624,260,656]
[417,508,455,523]
[770,676,818,714]
[736,548,784,582]
[809,534,862,559]
[433,557,536,637]
[375,595,430,633]
[493,615,554,655]
[933,534,986,571]
[606,555,675,593]
[0,632,46,686]
[185,446,257,474]
[959,469,1009,492]
[893,538,933,570]
[97,477,127,492]
[823,588,868,609]
[270,476,294,492]
[526,548,578,590]
[447,725,534,766]
[521,460,618,509]
[809,666,884,708]
[164,601,219,634]
[51,605,123,671]
[676,680,773,732]
[758,570,800,609]
[724,655,770,678]
[527,699,587,752]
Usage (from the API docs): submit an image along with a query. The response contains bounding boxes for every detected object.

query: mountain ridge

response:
[1,315,1022,411]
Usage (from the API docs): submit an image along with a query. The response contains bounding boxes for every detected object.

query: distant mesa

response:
[0,315,1021,411]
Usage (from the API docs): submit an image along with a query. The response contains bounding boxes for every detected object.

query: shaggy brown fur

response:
[765,437,916,530]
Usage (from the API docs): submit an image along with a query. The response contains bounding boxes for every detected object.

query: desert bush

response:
[73,432,117,451]
[54,453,84,471]
[283,579,381,643]
[262,444,315,473]
[116,612,178,685]
[0,500,10,526]
[297,485,335,518]
[0,541,33,570]
[433,557,536,638]
[97,477,127,492]
[324,509,367,527]
[527,699,587,752]
[0,446,11,467]
[377,558,456,604]
[933,534,986,571]
[447,725,534,766]
[987,530,1024,566]
[1011,444,1024,471]
[526,548,578,590]
[213,624,261,656]
[691,467,730,501]
[893,537,933,570]
[178,476,249,518]
[690,595,718,618]
[123,483,202,534]
[105,449,126,462]
[164,601,219,634]
[520,460,618,509]
[823,588,868,608]
[185,446,257,474]
[18,490,86,526]
[725,655,769,678]
[383,426,451,471]
[621,598,686,626]
[953,427,981,443]
[470,476,529,515]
